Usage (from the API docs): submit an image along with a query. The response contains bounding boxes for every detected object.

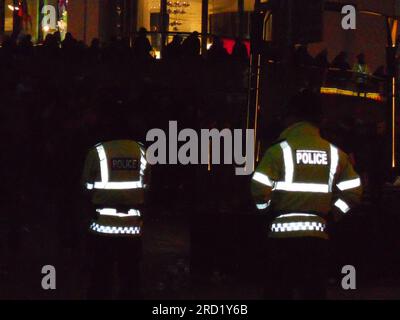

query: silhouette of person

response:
[294,45,314,67]
[331,51,350,70]
[314,49,330,69]
[164,35,182,60]
[61,32,77,51]
[132,27,153,59]
[181,31,201,58]
[206,36,229,61]
[18,34,33,56]
[232,38,248,61]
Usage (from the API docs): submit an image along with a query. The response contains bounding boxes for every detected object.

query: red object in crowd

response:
[221,38,250,56]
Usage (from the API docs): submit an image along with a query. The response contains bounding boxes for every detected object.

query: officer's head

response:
[95,93,146,142]
[284,89,323,127]
[357,53,366,65]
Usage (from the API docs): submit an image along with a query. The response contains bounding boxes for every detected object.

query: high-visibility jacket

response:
[251,122,362,240]
[353,63,370,84]
[82,140,150,237]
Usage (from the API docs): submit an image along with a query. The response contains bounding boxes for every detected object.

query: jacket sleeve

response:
[81,148,98,190]
[251,144,282,210]
[333,151,363,214]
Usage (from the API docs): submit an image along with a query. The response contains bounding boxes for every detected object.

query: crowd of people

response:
[293,45,388,93]
[294,45,383,75]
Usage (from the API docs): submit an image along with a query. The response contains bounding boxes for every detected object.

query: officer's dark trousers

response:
[264,237,328,300]
[87,234,142,300]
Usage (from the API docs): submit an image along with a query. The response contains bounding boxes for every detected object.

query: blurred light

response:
[8,5,19,11]
[254,54,261,171]
[320,87,382,102]
[392,77,396,168]
[57,20,67,32]
[43,25,50,32]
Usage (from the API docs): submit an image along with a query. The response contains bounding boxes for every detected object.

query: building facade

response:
[1,0,399,69]
[309,0,399,71]
[0,0,255,52]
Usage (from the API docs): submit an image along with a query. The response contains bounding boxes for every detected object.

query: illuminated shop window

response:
[5,0,14,33]
[244,0,255,11]
[4,1,38,38]
[168,0,200,34]
[209,0,239,40]
[207,0,253,54]
[134,0,254,56]
[137,0,161,55]
[209,0,254,39]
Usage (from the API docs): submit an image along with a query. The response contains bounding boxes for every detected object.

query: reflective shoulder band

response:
[140,152,147,176]
[96,144,109,184]
[329,145,339,192]
[280,141,294,183]
[253,172,274,187]
[334,199,350,213]
[337,177,361,191]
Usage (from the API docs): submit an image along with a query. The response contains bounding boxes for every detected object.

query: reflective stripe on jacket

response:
[251,122,362,239]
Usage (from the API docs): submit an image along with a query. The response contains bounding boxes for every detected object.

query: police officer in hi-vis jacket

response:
[252,89,362,299]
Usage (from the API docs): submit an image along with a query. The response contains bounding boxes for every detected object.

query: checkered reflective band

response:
[271,221,326,233]
[90,222,141,235]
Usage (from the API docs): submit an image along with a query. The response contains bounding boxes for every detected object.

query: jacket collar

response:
[279,121,320,140]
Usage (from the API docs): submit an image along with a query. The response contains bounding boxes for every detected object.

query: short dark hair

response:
[285,89,323,124]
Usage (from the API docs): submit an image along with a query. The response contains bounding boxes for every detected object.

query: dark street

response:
[1,0,400,305]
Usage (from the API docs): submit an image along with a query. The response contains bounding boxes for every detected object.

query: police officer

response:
[81,102,150,300]
[353,53,370,92]
[251,89,362,299]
